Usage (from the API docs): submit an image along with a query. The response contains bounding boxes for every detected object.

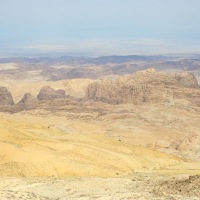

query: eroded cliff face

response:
[86,69,200,105]
[37,86,67,101]
[0,87,14,105]
[0,69,199,111]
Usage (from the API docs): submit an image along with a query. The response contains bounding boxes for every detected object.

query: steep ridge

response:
[86,69,200,105]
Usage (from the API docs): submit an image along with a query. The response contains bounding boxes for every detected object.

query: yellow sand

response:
[0,113,185,178]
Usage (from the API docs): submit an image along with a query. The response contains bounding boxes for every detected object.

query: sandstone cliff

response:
[85,69,200,105]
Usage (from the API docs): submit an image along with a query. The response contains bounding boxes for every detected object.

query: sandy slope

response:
[0,112,199,199]
[0,112,194,178]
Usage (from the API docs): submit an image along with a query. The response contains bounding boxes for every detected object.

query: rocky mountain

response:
[18,93,38,109]
[86,68,200,105]
[0,87,14,105]
[37,86,67,100]
[1,55,200,81]
[1,68,199,110]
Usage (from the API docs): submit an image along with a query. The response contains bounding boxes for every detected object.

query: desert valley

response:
[0,55,199,199]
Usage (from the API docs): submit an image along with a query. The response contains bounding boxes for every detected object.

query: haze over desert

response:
[0,0,200,199]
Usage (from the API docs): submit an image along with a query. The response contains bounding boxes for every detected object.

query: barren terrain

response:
[0,55,199,199]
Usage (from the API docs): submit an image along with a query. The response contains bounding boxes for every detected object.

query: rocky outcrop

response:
[19,93,38,104]
[0,87,14,105]
[18,93,38,109]
[37,86,67,101]
[154,175,200,197]
[86,69,200,105]
[7,86,79,112]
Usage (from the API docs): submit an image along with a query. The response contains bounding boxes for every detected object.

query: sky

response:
[0,0,200,57]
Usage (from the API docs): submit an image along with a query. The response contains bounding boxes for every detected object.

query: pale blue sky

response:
[0,0,200,56]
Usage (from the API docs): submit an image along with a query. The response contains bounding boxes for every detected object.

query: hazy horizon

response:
[1,0,200,57]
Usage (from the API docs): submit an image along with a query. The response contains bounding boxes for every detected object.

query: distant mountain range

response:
[0,55,199,81]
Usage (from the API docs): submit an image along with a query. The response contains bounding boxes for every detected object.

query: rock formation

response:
[86,69,200,105]
[37,86,67,101]
[18,93,38,109]
[0,86,14,105]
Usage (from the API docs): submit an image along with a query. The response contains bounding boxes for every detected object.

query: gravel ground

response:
[0,173,199,200]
